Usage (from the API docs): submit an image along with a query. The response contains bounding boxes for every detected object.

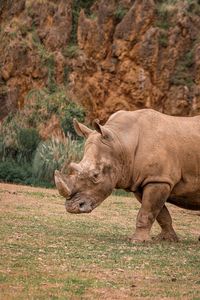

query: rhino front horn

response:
[54,170,72,198]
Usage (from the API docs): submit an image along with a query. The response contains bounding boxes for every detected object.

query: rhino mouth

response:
[65,193,98,214]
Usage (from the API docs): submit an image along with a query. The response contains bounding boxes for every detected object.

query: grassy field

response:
[0,183,200,299]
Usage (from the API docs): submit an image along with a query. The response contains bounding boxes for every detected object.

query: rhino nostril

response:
[79,202,85,208]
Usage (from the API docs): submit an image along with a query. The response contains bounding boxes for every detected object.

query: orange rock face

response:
[0,0,200,123]
[0,0,72,120]
[70,0,200,122]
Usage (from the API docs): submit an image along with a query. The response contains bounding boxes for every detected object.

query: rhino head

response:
[54,119,121,214]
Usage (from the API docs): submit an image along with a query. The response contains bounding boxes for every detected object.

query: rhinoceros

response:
[55,109,200,242]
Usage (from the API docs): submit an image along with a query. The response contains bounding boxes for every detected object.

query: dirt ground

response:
[0,183,200,299]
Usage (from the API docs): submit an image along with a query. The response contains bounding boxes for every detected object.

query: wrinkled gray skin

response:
[55,109,200,242]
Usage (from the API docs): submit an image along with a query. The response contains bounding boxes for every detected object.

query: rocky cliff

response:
[1,0,200,123]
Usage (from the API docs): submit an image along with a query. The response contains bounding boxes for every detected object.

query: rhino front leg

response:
[131,183,171,243]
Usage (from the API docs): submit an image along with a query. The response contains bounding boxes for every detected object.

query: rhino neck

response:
[108,126,134,190]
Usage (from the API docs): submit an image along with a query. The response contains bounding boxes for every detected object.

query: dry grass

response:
[0,183,199,299]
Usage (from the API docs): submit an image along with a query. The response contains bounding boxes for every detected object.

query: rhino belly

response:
[167,194,200,211]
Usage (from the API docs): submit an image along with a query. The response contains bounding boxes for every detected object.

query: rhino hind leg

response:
[134,191,178,242]
[154,205,179,242]
[131,183,171,243]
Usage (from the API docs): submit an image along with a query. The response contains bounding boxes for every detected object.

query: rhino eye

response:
[90,172,101,183]
[103,164,111,174]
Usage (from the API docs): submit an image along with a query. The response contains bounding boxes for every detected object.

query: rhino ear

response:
[93,119,112,140]
[73,118,93,138]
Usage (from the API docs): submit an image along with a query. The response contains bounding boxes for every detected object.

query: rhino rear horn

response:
[93,119,112,140]
[54,170,72,198]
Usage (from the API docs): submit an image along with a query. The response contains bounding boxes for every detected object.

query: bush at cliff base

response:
[32,137,84,183]
[0,89,85,187]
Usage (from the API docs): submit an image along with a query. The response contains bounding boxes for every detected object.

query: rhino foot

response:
[153,231,179,242]
[129,233,151,243]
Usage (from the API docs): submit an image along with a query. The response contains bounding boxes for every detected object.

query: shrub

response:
[156,0,200,28]
[63,66,71,85]
[32,32,56,93]
[26,87,86,138]
[17,127,41,162]
[114,6,128,22]
[158,32,168,48]
[1,114,21,151]
[26,88,56,123]
[26,88,85,125]
[32,137,84,183]
[170,73,194,87]
[0,161,32,184]
[71,0,96,43]
[0,159,53,188]
[170,49,195,87]
[18,128,40,151]
[0,135,5,160]
[0,114,26,161]
[184,50,194,68]
[24,177,54,188]
[0,114,41,163]
[186,0,200,15]
[0,86,85,187]
[63,44,79,59]
[155,0,178,30]
[61,102,85,139]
